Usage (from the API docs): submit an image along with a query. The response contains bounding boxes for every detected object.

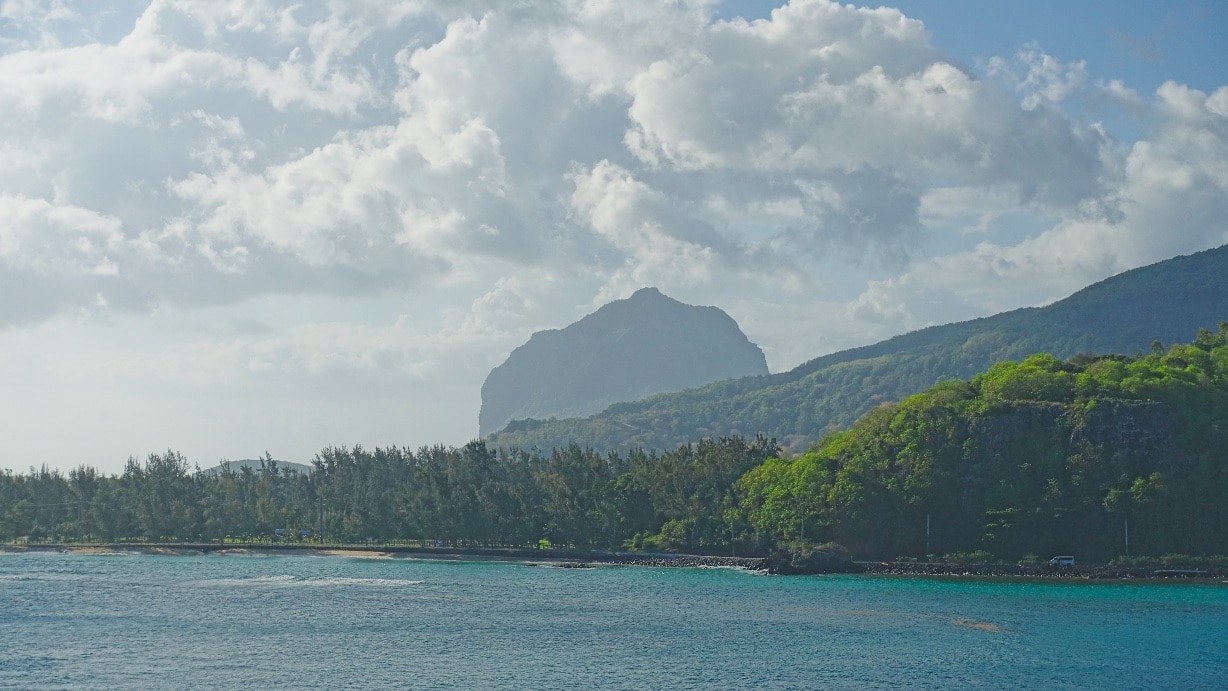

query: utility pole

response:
[1124,516,1130,557]
[926,513,931,559]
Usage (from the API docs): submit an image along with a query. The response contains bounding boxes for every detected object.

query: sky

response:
[1,0,1226,475]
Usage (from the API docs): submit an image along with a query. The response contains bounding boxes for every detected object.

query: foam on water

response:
[0,571,93,582]
[191,574,424,588]
[309,576,426,587]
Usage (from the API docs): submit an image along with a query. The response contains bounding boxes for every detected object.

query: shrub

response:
[943,550,993,565]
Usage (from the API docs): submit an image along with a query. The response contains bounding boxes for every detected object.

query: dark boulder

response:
[765,549,859,575]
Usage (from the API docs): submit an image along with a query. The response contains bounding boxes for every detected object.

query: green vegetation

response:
[0,438,776,554]
[490,245,1228,455]
[4,323,1228,564]
[736,324,1228,561]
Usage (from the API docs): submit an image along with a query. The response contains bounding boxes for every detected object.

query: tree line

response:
[0,437,776,554]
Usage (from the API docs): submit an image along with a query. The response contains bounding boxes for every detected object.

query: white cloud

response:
[0,194,122,270]
[0,33,231,124]
[0,0,1225,471]
[919,186,1019,234]
[990,43,1087,110]
[0,0,1124,324]
[847,81,1228,333]
[0,0,76,52]
[569,160,725,293]
[0,194,131,323]
[0,0,73,22]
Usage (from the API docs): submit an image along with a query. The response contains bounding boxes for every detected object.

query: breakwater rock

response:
[859,561,1228,579]
[599,554,767,569]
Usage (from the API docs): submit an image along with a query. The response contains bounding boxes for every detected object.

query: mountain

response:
[488,245,1228,454]
[479,287,769,436]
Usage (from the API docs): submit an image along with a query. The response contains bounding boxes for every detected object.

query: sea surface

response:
[2,551,1226,689]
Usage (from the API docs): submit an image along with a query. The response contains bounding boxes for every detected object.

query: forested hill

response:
[489,244,1228,454]
[739,325,1228,561]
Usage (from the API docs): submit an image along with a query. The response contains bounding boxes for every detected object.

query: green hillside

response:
[738,325,1228,561]
[489,245,1228,454]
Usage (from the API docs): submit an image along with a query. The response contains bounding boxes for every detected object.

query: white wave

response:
[301,577,425,587]
[192,575,423,588]
[0,572,94,582]
[190,575,289,587]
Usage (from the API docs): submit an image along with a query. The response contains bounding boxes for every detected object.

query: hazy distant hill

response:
[479,287,769,436]
[204,459,314,475]
[488,245,1228,454]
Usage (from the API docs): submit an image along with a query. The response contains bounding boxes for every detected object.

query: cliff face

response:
[479,288,769,436]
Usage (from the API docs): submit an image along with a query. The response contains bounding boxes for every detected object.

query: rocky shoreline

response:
[598,554,767,569]
[859,561,1227,580]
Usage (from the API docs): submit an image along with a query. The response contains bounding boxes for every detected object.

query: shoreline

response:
[0,542,766,570]
[859,560,1227,582]
[4,543,1225,582]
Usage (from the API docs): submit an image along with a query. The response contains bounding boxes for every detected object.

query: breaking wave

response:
[192,575,424,588]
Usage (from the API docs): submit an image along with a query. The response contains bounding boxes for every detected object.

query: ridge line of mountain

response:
[479,286,769,436]
[488,244,1228,454]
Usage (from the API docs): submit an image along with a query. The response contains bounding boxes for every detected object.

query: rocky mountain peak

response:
[479,289,769,436]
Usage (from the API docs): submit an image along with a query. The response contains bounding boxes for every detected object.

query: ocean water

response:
[2,552,1226,689]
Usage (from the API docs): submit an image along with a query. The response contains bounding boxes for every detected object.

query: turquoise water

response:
[2,552,1226,689]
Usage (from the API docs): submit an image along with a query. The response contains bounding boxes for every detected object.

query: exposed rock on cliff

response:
[480,288,768,436]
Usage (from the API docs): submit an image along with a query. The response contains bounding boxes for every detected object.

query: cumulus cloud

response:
[848,81,1228,331]
[569,160,726,291]
[1,0,1226,468]
[0,194,130,323]
[571,0,1109,268]
[0,0,1134,329]
[990,43,1088,110]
